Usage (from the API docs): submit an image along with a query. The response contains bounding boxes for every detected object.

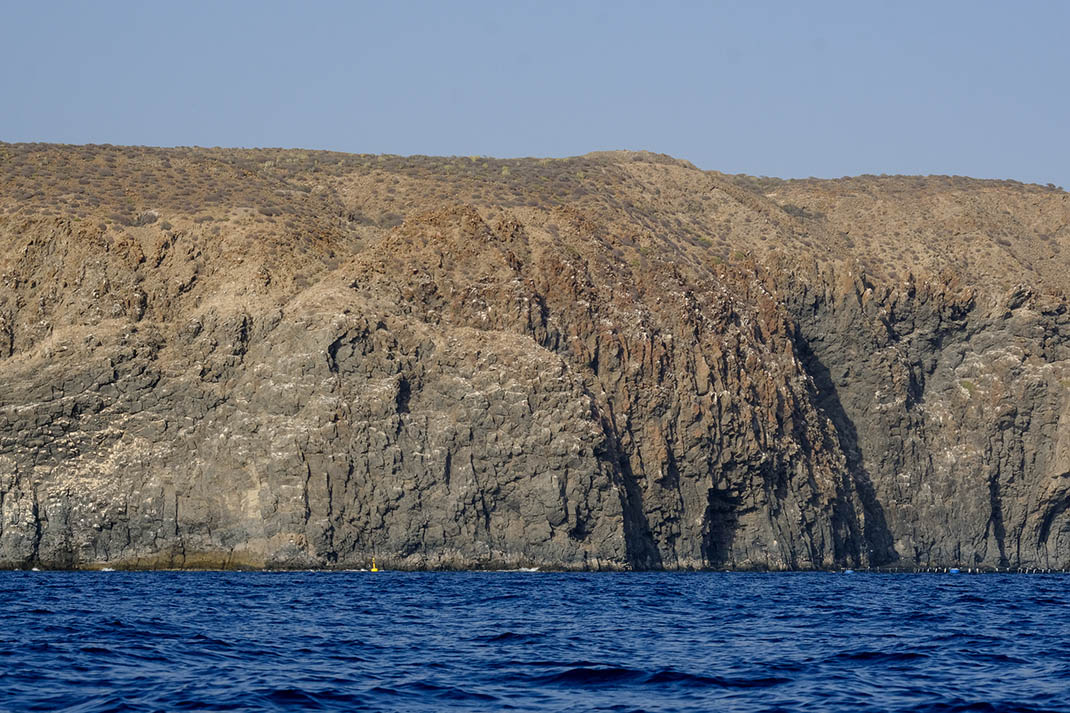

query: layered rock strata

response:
[1,144,1068,569]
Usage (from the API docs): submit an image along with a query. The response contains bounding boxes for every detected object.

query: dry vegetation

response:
[2,142,1068,296]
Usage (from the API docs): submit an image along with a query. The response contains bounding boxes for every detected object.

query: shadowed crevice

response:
[795,341,898,567]
[988,470,1008,567]
[701,487,740,567]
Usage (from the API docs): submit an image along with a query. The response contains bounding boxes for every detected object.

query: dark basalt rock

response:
[2,147,1069,570]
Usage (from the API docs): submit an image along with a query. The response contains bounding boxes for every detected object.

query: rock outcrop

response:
[1,143,1069,569]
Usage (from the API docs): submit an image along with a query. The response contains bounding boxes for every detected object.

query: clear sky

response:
[2,1,1067,187]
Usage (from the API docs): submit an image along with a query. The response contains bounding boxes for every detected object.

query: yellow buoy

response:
[370,557,379,572]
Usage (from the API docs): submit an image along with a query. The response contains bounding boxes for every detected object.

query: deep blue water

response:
[0,572,1068,712]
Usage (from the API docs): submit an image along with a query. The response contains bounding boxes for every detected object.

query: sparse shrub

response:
[781,203,825,220]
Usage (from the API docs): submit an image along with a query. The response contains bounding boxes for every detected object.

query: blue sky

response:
[2,1,1067,187]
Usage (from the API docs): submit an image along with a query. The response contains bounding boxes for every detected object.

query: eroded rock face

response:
[2,146,1070,570]
[780,270,1070,569]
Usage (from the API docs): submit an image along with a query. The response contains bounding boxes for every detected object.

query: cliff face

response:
[782,272,1070,568]
[1,144,1069,569]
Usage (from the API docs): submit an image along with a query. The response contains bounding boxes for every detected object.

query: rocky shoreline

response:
[2,144,1069,571]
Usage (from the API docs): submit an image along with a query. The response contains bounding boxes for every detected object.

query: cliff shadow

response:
[592,407,663,570]
[701,487,740,567]
[615,451,664,570]
[796,344,899,567]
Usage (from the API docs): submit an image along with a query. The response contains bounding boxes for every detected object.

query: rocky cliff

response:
[1,143,1068,570]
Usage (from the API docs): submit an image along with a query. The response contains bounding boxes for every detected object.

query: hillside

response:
[1,142,1069,570]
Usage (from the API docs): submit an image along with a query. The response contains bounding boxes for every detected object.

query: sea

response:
[0,571,1067,712]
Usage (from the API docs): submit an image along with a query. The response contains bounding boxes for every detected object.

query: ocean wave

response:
[1,571,1068,712]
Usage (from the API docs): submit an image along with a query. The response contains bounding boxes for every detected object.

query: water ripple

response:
[0,572,1068,712]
